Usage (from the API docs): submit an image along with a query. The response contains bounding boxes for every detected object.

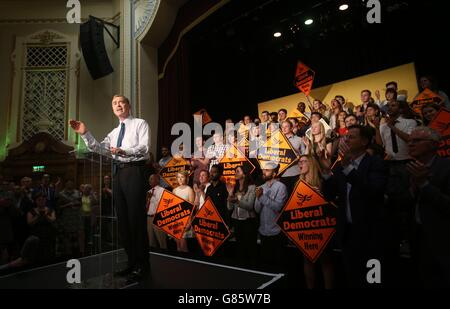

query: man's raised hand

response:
[69,120,87,135]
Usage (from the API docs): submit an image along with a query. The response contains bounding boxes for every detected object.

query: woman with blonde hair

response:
[172,170,195,252]
[304,121,332,159]
[298,155,335,289]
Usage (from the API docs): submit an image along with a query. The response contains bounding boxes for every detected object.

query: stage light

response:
[273,32,282,38]
[289,23,300,34]
[304,19,313,25]
[339,4,349,11]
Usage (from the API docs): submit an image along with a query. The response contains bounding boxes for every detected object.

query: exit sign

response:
[33,165,45,172]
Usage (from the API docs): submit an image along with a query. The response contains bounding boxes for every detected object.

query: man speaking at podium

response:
[69,95,150,283]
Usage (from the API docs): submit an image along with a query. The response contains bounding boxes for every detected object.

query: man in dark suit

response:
[406,126,450,288]
[320,125,388,288]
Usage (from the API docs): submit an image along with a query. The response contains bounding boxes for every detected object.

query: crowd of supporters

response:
[1,75,449,288]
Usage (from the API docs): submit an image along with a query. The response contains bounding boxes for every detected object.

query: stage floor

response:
[0,250,285,289]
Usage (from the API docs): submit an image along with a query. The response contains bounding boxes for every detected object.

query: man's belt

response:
[114,160,146,169]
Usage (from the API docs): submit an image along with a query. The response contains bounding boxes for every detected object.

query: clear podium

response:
[73,149,124,288]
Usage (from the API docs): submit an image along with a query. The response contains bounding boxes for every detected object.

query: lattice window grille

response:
[22,44,69,141]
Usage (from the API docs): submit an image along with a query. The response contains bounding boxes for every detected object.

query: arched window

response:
[10,30,80,143]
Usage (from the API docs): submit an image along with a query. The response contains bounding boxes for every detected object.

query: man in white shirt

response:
[206,133,228,170]
[279,120,305,194]
[146,174,167,250]
[69,94,150,283]
[379,100,417,257]
[375,81,407,113]
[380,100,417,161]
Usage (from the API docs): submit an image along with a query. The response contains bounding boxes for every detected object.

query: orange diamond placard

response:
[257,129,299,175]
[153,190,195,240]
[192,197,231,256]
[159,157,192,189]
[429,108,450,158]
[277,180,337,263]
[294,61,315,96]
[193,108,213,125]
[410,88,443,115]
[219,145,255,187]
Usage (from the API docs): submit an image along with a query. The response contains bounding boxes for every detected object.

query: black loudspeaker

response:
[80,17,114,80]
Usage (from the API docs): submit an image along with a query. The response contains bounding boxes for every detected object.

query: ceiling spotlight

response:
[304,19,313,25]
[273,32,282,38]
[289,23,300,34]
[339,4,349,11]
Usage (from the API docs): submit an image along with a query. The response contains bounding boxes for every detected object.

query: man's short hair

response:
[335,95,345,102]
[311,112,322,118]
[262,111,269,115]
[281,120,293,128]
[278,108,287,114]
[386,81,398,89]
[113,94,130,105]
[270,112,278,117]
[149,174,160,180]
[385,88,398,98]
[361,89,372,96]
[347,125,373,145]
[345,114,357,121]
[366,103,380,113]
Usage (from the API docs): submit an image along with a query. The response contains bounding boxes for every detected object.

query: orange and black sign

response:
[277,180,337,263]
[411,88,443,115]
[159,157,192,189]
[257,129,299,175]
[193,108,213,125]
[192,197,231,256]
[289,110,310,122]
[153,189,195,240]
[219,145,255,187]
[429,108,450,158]
[294,61,315,96]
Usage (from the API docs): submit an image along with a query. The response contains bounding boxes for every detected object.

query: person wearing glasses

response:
[406,126,450,287]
